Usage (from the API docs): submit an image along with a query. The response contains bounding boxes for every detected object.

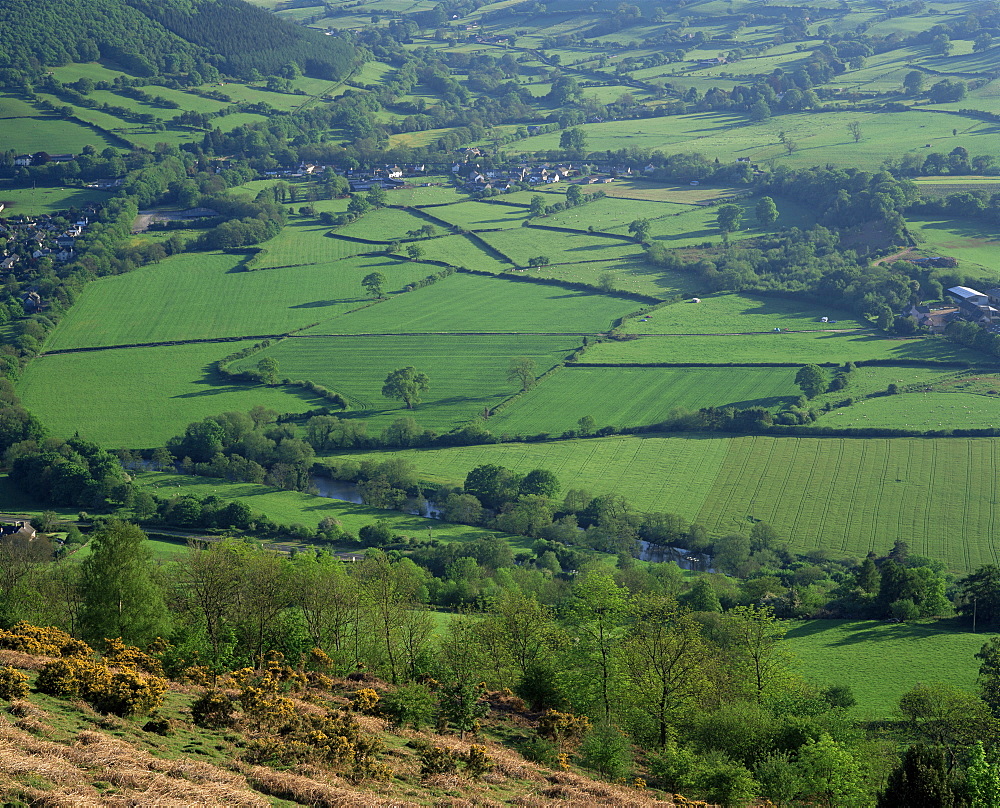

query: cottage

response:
[0,521,36,541]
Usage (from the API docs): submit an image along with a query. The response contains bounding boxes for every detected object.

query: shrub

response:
[351,687,381,714]
[578,720,633,780]
[380,683,436,730]
[464,744,494,776]
[191,690,236,728]
[0,667,29,700]
[35,658,84,698]
[420,745,459,775]
[90,669,167,717]
[103,637,165,676]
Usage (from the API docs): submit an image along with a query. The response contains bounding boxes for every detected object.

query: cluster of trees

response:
[165,409,316,492]
[4,514,992,805]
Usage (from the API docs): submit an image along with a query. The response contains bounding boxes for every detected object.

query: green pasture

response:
[302,270,633,335]
[258,219,375,266]
[42,252,436,350]
[785,619,992,719]
[478,227,643,266]
[0,110,120,155]
[623,293,866,334]
[541,197,691,231]
[426,201,531,231]
[819,390,1000,431]
[334,207,433,240]
[583,331,984,365]
[132,472,524,547]
[414,234,512,272]
[532,257,700,299]
[16,341,328,448]
[239,333,579,432]
[331,433,733,522]
[512,109,1000,171]
[906,217,1000,278]
[337,432,1000,571]
[0,184,107,215]
[487,365,801,436]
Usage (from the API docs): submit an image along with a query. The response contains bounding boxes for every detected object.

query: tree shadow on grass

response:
[289,298,357,308]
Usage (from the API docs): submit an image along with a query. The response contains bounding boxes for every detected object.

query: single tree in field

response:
[507,356,537,391]
[362,271,387,299]
[716,204,743,233]
[382,367,430,409]
[597,272,616,293]
[406,243,424,260]
[577,415,596,435]
[847,121,863,143]
[755,196,778,228]
[628,218,651,242]
[79,520,169,648]
[529,195,546,217]
[257,357,279,385]
[366,185,387,208]
[903,69,924,95]
[783,138,798,155]
[527,255,550,267]
[566,184,583,206]
[794,363,828,398]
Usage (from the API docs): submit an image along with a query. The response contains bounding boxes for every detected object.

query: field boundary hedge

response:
[457,267,661,304]
[523,223,637,242]
[568,358,996,369]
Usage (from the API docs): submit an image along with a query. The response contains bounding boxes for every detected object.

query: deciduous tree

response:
[382,367,430,409]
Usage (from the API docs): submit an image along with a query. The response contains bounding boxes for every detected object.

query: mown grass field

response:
[487,365,800,436]
[624,294,867,334]
[240,333,579,432]
[333,207,433,240]
[42,253,435,350]
[303,271,634,335]
[16,342,327,448]
[785,619,994,719]
[133,471,528,547]
[330,433,1000,572]
[582,331,986,365]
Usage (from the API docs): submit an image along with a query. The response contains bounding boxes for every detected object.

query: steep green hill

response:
[0,0,356,81]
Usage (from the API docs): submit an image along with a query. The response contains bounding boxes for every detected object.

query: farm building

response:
[947,286,999,324]
[906,304,960,333]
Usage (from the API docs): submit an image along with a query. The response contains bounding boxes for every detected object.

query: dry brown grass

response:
[238,762,414,807]
[0,648,55,670]
[0,716,269,807]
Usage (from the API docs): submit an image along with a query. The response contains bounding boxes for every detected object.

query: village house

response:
[0,521,36,541]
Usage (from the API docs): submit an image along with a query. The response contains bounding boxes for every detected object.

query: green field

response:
[133,471,526,547]
[16,341,328,448]
[532,258,701,300]
[583,331,985,365]
[302,271,635,335]
[623,294,867,334]
[819,390,1000,431]
[426,200,532,230]
[254,218,376,266]
[478,227,644,266]
[334,207,433,240]
[907,217,1000,278]
[330,433,1000,572]
[0,185,108,216]
[487,365,801,436]
[237,333,579,432]
[510,109,1000,171]
[413,234,513,272]
[42,253,437,350]
[0,106,122,154]
[785,620,994,718]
